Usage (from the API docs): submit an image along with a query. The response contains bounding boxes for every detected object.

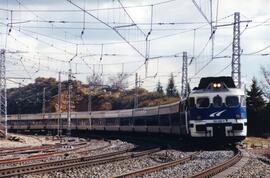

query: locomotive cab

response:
[188,77,247,141]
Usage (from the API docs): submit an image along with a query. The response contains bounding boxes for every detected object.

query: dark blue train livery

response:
[7,76,246,142]
[187,77,247,140]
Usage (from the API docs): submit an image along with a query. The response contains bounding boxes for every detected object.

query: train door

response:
[179,101,187,135]
[186,97,195,136]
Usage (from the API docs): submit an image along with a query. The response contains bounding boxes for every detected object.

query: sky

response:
[0,0,269,92]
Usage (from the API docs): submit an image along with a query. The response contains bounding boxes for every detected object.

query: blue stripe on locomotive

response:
[189,105,246,120]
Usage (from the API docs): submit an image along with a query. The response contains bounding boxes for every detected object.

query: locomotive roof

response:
[193,76,235,90]
[190,88,245,97]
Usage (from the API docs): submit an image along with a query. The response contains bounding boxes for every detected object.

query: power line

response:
[4,25,94,73]
[13,0,81,39]
[1,21,207,47]
[67,0,146,59]
[215,63,230,76]
[117,0,147,37]
[190,20,250,79]
[0,0,178,13]
[247,17,270,29]
[243,45,270,55]
[4,19,209,25]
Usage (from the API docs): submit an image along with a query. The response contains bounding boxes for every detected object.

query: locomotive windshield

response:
[213,95,222,108]
[197,97,210,108]
[225,96,239,107]
[188,97,195,108]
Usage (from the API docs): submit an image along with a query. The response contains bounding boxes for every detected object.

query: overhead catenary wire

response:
[2,0,188,82]
[1,0,269,93]
[14,0,80,39]
[144,4,154,77]
[2,21,210,46]
[81,0,86,37]
[5,24,93,72]
[243,45,270,55]
[0,0,178,13]
[190,21,250,79]
[117,0,147,37]
[66,0,146,59]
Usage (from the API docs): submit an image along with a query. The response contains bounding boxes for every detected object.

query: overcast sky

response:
[0,0,269,91]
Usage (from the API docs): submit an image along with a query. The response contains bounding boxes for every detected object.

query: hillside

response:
[7,77,179,114]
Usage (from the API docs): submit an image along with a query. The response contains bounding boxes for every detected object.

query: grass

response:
[243,137,270,146]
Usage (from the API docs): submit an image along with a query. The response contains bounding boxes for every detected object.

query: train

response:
[7,76,247,142]
[188,76,247,141]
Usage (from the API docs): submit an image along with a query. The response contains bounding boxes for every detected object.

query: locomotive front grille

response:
[213,124,226,138]
[205,124,226,138]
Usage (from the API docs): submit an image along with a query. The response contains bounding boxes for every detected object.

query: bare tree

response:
[261,66,270,98]
[108,73,129,90]
[86,73,103,87]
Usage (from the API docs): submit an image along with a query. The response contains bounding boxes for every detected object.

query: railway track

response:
[0,136,65,156]
[113,147,242,178]
[0,140,112,166]
[0,145,52,156]
[0,137,89,156]
[0,147,160,178]
[112,152,199,178]
[188,148,242,178]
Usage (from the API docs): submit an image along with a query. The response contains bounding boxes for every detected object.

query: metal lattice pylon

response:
[0,49,7,138]
[134,73,138,108]
[181,51,188,97]
[232,12,241,88]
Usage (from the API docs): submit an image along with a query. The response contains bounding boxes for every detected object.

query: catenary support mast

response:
[58,72,61,136]
[181,51,188,97]
[134,73,138,108]
[67,69,72,136]
[232,12,241,88]
[0,49,7,138]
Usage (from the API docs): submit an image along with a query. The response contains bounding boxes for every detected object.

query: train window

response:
[146,116,158,126]
[120,118,130,126]
[159,114,170,126]
[226,96,239,107]
[189,97,195,108]
[213,95,222,108]
[171,113,180,125]
[134,117,145,126]
[196,97,210,108]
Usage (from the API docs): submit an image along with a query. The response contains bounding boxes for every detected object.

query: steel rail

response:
[188,148,242,178]
[0,145,51,155]
[0,147,159,177]
[112,152,199,178]
[0,141,112,165]
[0,141,86,155]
